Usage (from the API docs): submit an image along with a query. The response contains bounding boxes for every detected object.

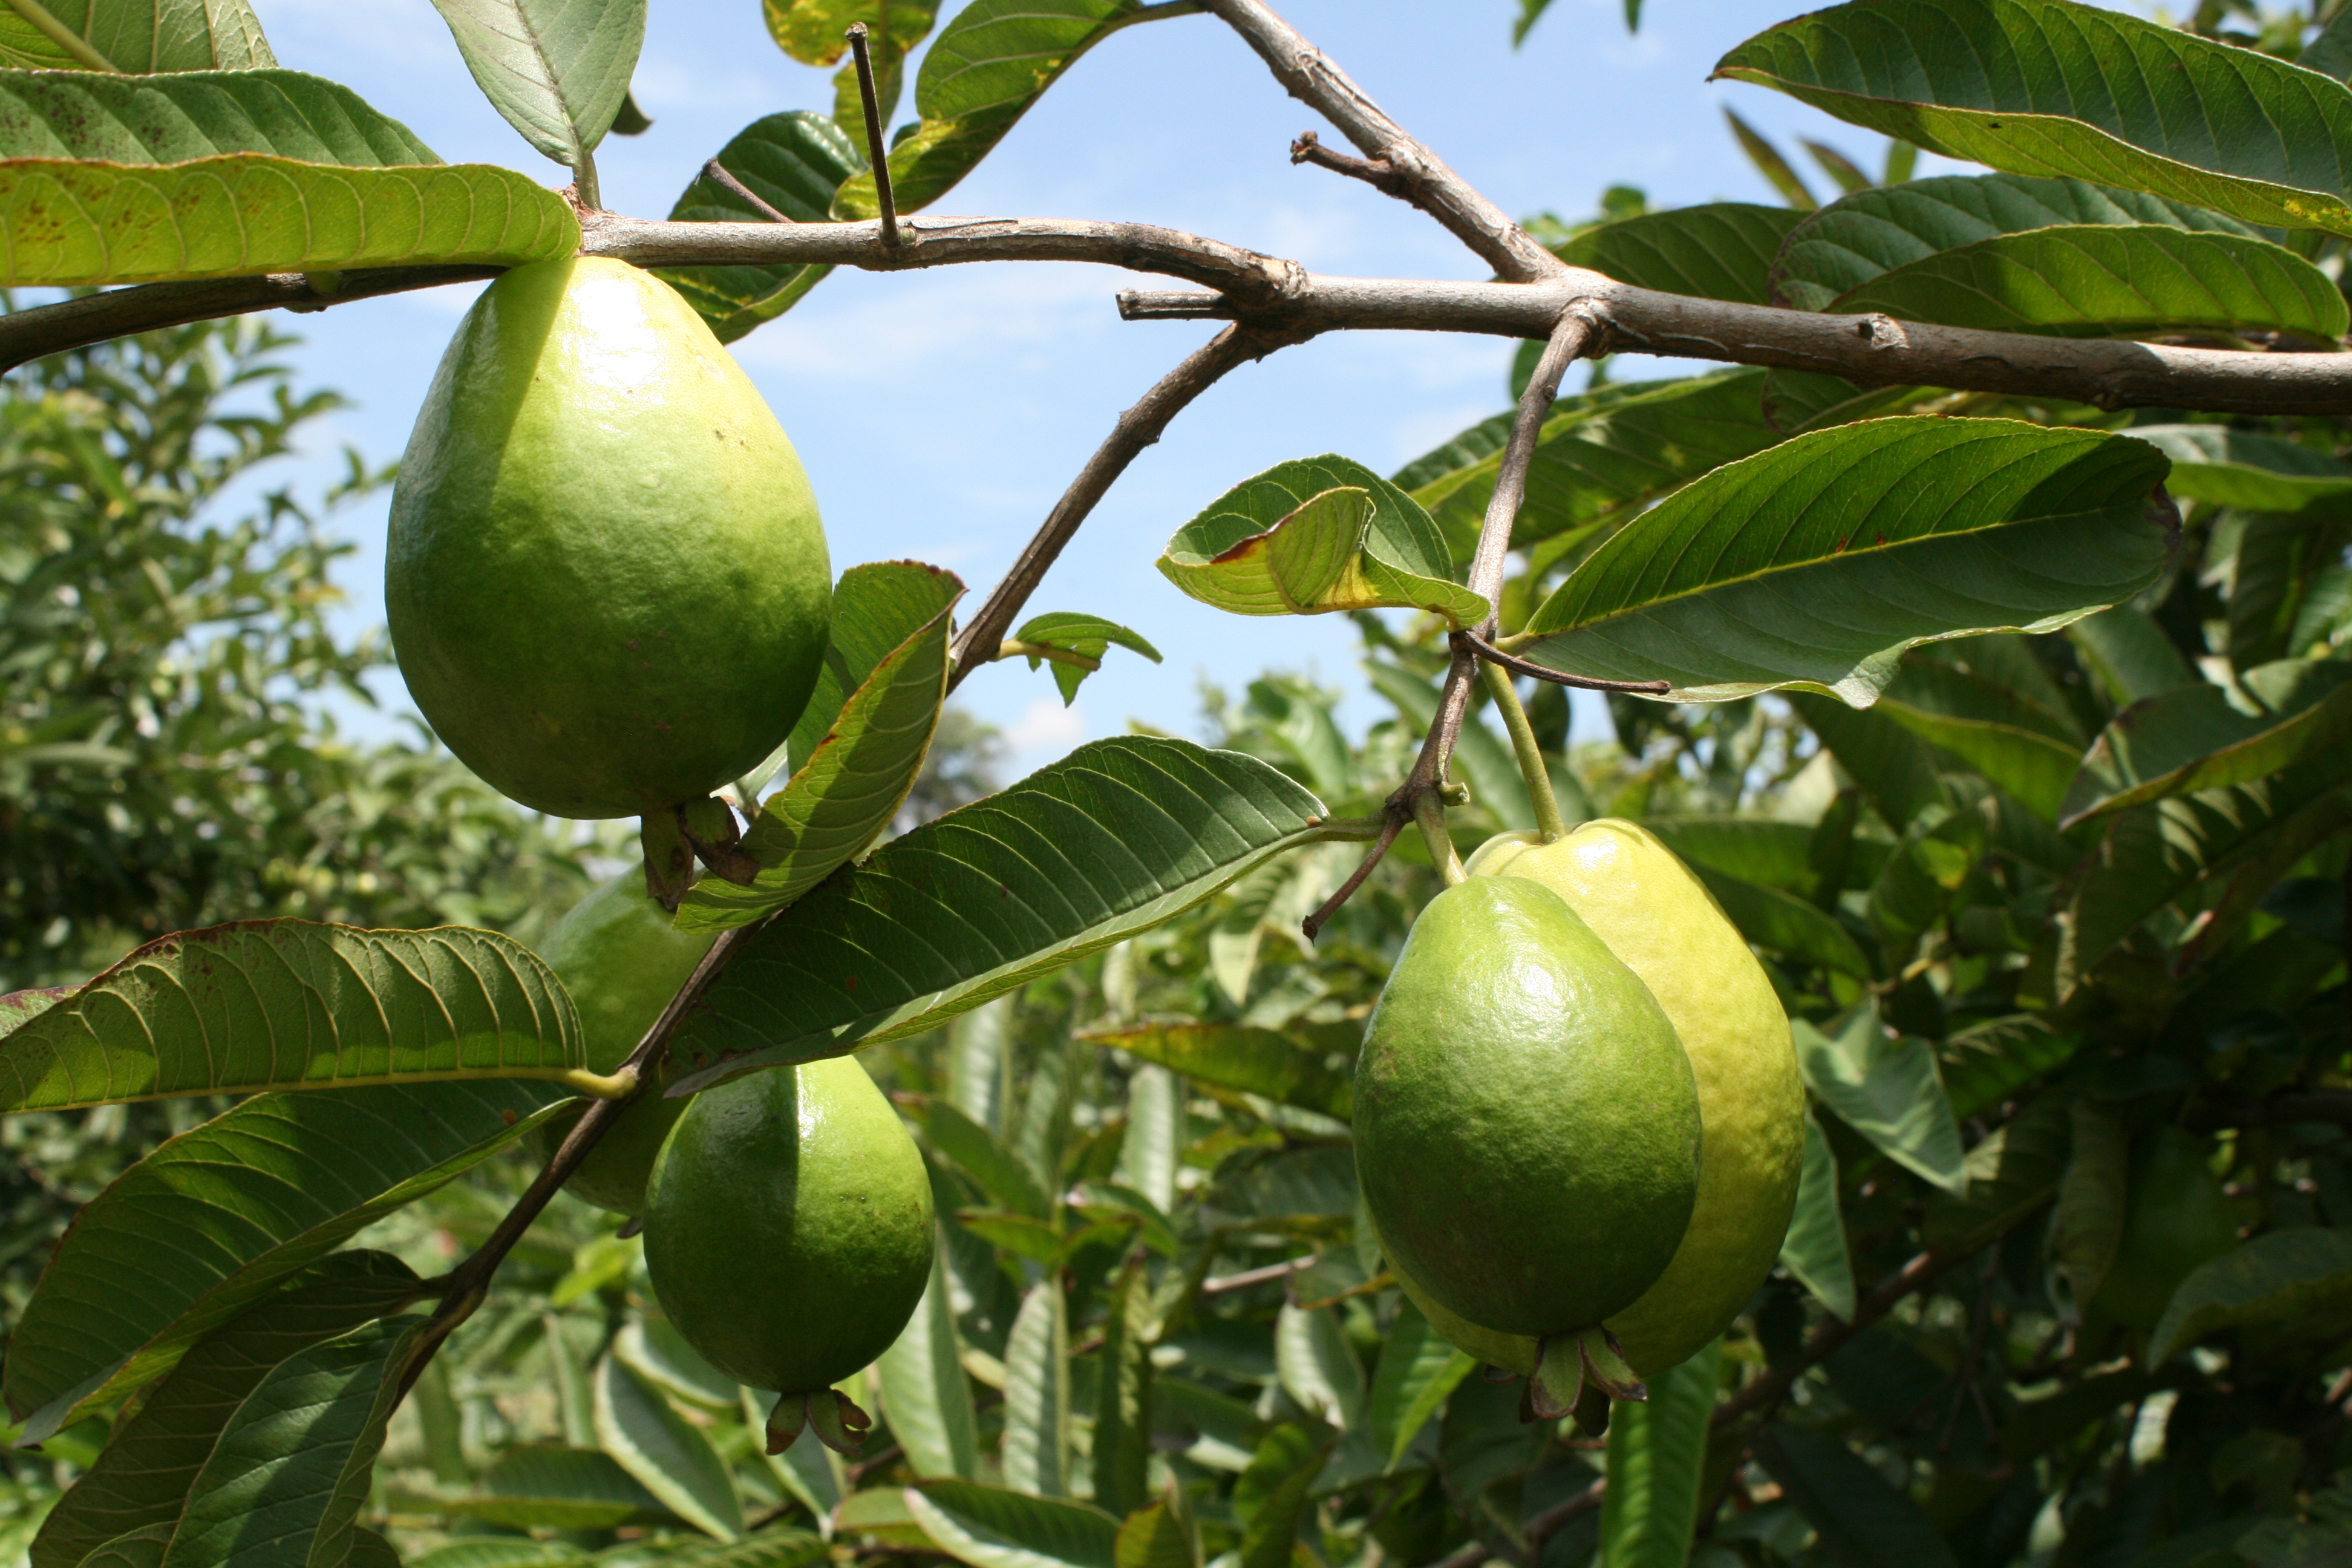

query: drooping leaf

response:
[1824,224,2347,341]
[426,0,646,171]
[29,1252,421,1568]
[1512,417,2175,705]
[1714,0,2352,237]
[0,920,586,1112]
[834,0,1191,219]
[1596,1339,1722,1568]
[1007,612,1164,707]
[0,68,435,163]
[2060,658,2352,827]
[2118,425,2352,514]
[1158,456,1485,628]
[928,1099,1051,1223]
[449,1446,670,1532]
[1082,1024,1351,1122]
[1552,202,1806,304]
[1795,1005,1967,1194]
[1091,1255,1152,1519]
[878,1250,981,1479]
[1751,1421,1961,1568]
[1725,106,1817,210]
[667,739,1339,1086]
[158,1314,433,1568]
[1233,1424,1333,1568]
[593,1355,743,1538]
[0,156,577,286]
[1778,1114,1856,1321]
[1112,1063,1183,1214]
[999,1281,1070,1498]
[1769,172,2263,310]
[1275,1305,1364,1431]
[4,1081,572,1443]
[658,111,864,342]
[1940,1016,2080,1122]
[1365,1305,1475,1469]
[2048,1099,2128,1322]
[904,1481,1118,1568]
[2149,1227,2352,1365]
[673,564,962,932]
[0,0,275,71]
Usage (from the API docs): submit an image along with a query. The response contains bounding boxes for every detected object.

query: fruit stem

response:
[1478,658,1566,843]
[573,145,601,213]
[1411,788,1466,886]
[561,1067,640,1100]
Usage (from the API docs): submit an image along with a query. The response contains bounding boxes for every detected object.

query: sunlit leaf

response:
[0,0,275,71]
[1553,203,1805,304]
[2120,425,2352,514]
[0,68,433,162]
[1365,1305,1474,1469]
[878,1251,980,1479]
[1083,1023,1351,1122]
[1000,1281,1070,1498]
[904,1481,1118,1568]
[1795,1005,1967,1194]
[1777,1114,1855,1322]
[593,1355,743,1538]
[2061,659,2352,828]
[426,0,645,171]
[449,1446,671,1532]
[1007,612,1163,707]
[1596,1339,1722,1568]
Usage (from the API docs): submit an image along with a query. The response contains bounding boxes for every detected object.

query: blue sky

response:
[248,0,1946,776]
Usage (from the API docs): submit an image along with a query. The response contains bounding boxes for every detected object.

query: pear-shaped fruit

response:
[2093,1126,2237,1330]
[526,874,717,1216]
[1354,877,1702,1338]
[387,256,831,819]
[1443,820,1805,1377]
[644,1056,934,1452]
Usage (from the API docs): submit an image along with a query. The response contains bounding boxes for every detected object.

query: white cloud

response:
[1002,696,1093,770]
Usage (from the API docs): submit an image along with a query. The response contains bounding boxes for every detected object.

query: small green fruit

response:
[1354,877,1702,1338]
[1462,820,1805,1376]
[527,874,717,1216]
[387,255,831,819]
[2093,1126,2237,1330]
[644,1057,934,1443]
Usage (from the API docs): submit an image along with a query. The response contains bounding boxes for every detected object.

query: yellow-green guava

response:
[1388,820,1802,1379]
[643,1056,934,1452]
[526,874,717,1216]
[1353,876,1702,1337]
[2092,1126,2238,1330]
[387,256,831,820]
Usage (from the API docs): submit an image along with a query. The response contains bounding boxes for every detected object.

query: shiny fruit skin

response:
[644,1057,935,1396]
[2093,1126,2237,1330]
[1464,820,1804,1376]
[1354,877,1702,1337]
[387,256,831,819]
[526,874,717,1215]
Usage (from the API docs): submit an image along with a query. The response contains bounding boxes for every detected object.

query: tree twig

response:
[844,23,901,247]
[701,158,792,224]
[1301,814,1405,942]
[1462,631,1671,694]
[1468,310,1594,625]
[946,321,1312,690]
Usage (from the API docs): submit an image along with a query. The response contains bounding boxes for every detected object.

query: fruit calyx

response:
[1527,1325,1647,1432]
[766,1387,875,1455]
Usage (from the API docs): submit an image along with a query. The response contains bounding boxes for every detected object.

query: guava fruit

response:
[2092,1125,2237,1330]
[526,874,718,1216]
[387,255,831,820]
[643,1056,934,1452]
[1353,876,1702,1344]
[1446,820,1805,1377]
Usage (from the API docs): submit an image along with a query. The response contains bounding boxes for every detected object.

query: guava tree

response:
[2,0,2351,1565]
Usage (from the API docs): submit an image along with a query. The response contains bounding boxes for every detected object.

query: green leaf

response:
[450,1446,671,1532]
[1769,172,2263,311]
[0,155,576,286]
[1596,1339,1722,1568]
[1112,1502,1195,1568]
[1789,692,1950,832]
[1725,106,1817,210]
[1873,701,2077,824]
[1082,1023,1351,1122]
[658,111,863,342]
[927,1099,1050,1218]
[630,1530,831,1568]
[879,1248,980,1480]
[1000,1281,1071,1498]
[29,1252,421,1568]
[763,0,940,146]
[4,1081,572,1443]
[76,1528,174,1568]
[158,1313,433,1568]
[1922,1091,2071,1255]
[1639,817,1819,892]
[0,0,275,71]
[1714,0,2352,236]
[1514,417,2175,705]
[1007,612,1164,707]
[1112,1063,1182,1214]
[674,564,962,932]
[1866,804,1988,951]
[1940,1016,2079,1122]
[1553,203,1805,304]
[1158,457,1485,628]
[668,738,1337,1084]
[426,0,645,171]
[1365,1305,1474,1469]
[2149,1227,2352,1365]
[1091,1256,1152,1518]
[2060,659,2352,827]
[1755,372,1930,438]
[407,1541,587,1568]
[1823,224,2347,341]
[0,920,586,1112]
[593,1355,743,1538]
[2048,1098,2128,1322]
[1778,1114,1855,1321]
[1402,370,1778,561]
[1795,1005,1967,1194]
[1233,1424,1332,1568]
[2066,604,2198,705]
[1275,1305,1364,1430]
[1750,1422,1960,1568]
[834,0,1189,220]
[2119,425,2352,513]
[1685,865,1875,978]
[904,1481,1118,1568]
[615,1318,738,1413]
[0,68,433,162]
